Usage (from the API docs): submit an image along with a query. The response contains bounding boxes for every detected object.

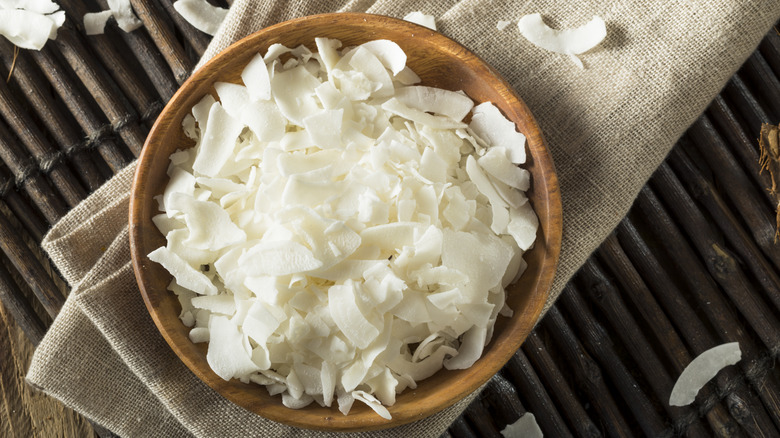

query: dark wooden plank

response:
[522,331,602,437]
[706,96,776,207]
[130,0,195,83]
[44,31,149,155]
[648,166,780,351]
[501,350,573,437]
[669,142,780,310]
[686,116,780,274]
[598,233,740,437]
[543,307,635,438]
[632,188,780,432]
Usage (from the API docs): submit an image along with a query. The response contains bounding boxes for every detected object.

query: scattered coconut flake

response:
[669,342,742,407]
[496,20,511,31]
[84,0,143,35]
[107,0,142,32]
[83,10,113,36]
[3,0,59,15]
[149,37,538,420]
[517,13,606,68]
[172,0,228,36]
[501,412,543,438]
[403,11,436,31]
[0,1,64,50]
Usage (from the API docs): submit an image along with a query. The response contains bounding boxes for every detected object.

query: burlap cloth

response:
[26,1,780,436]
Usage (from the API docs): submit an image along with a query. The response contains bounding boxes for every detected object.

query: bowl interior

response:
[130,12,561,432]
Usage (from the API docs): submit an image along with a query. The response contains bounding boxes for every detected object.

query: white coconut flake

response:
[106,0,142,32]
[359,40,407,75]
[669,342,742,407]
[207,315,261,380]
[502,412,544,438]
[517,13,606,68]
[83,10,114,36]
[149,37,539,420]
[2,0,58,15]
[241,52,272,101]
[353,390,392,420]
[0,4,63,50]
[148,247,217,295]
[403,11,436,31]
[191,102,244,177]
[470,102,526,163]
[395,86,474,121]
[173,0,228,36]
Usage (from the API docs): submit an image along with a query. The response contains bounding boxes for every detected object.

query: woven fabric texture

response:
[28,0,780,436]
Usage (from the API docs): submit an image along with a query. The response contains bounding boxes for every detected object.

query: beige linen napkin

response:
[28,0,780,436]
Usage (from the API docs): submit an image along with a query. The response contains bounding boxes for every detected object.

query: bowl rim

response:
[129,11,562,432]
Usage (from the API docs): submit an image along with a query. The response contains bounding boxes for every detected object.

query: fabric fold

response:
[26,0,780,436]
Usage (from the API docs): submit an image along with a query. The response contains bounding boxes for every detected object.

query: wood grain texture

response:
[129,12,561,432]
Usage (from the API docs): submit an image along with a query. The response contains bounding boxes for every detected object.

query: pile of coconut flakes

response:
[148,38,539,419]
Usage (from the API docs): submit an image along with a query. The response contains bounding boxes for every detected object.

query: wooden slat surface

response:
[0,4,777,437]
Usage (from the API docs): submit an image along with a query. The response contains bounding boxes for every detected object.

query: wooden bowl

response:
[129,12,561,432]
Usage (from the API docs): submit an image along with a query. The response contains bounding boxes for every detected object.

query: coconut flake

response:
[191,102,244,177]
[239,240,323,276]
[669,342,742,407]
[395,86,474,121]
[352,390,392,420]
[0,6,61,50]
[517,13,606,68]
[172,0,228,36]
[501,412,543,438]
[106,0,142,32]
[403,11,436,31]
[83,10,113,35]
[207,315,260,380]
[329,281,380,349]
[2,0,59,14]
[148,247,217,295]
[241,52,272,101]
[470,102,526,163]
[359,40,407,75]
[507,202,538,251]
[478,147,530,190]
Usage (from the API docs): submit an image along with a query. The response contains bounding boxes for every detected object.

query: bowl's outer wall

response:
[130,13,562,432]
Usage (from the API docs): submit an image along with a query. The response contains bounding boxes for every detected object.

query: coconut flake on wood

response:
[106,0,142,32]
[501,412,544,438]
[669,342,742,407]
[0,3,63,50]
[83,10,113,35]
